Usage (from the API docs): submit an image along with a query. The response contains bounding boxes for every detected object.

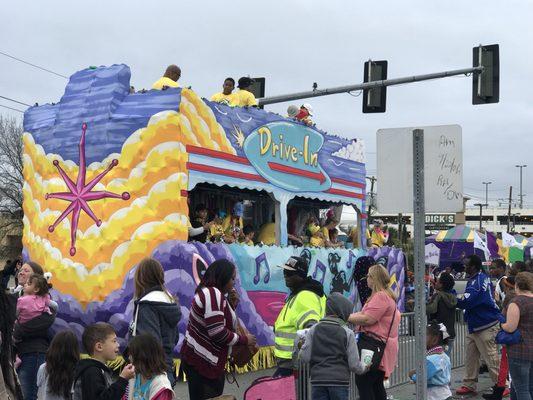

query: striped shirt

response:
[181,286,246,379]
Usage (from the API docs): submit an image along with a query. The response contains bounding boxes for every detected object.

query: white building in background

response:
[355,206,533,237]
[464,206,533,235]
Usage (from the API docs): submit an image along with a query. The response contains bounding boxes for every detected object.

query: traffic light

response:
[363,60,387,113]
[472,45,499,104]
[249,77,266,109]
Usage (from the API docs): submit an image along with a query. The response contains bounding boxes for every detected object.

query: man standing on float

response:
[273,256,326,377]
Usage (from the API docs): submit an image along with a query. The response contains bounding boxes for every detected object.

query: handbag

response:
[230,323,259,368]
[496,328,522,345]
[357,307,397,371]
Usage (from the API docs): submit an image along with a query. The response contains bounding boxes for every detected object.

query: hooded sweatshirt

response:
[72,358,128,400]
[426,290,458,338]
[299,293,365,386]
[130,287,181,379]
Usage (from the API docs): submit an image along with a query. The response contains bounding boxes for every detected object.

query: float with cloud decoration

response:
[22,64,405,372]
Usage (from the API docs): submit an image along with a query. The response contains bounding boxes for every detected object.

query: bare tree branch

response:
[0,115,23,258]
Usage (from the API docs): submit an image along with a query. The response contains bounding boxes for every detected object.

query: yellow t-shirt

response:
[229,90,258,107]
[308,223,324,247]
[258,223,276,245]
[321,227,330,242]
[210,92,233,105]
[208,223,225,241]
[152,77,180,90]
[371,229,386,247]
[222,216,243,236]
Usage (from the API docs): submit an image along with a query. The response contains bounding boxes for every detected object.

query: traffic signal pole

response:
[258,66,483,106]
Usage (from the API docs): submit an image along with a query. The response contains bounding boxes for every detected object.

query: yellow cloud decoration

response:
[22,90,236,305]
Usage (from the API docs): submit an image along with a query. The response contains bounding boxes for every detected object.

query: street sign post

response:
[412,129,427,400]
[377,126,464,399]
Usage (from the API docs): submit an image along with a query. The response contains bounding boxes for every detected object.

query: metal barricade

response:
[296,309,467,399]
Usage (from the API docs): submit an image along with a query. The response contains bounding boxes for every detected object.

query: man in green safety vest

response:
[273,256,326,377]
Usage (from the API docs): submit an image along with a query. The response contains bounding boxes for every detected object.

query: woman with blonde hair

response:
[129,257,181,385]
[349,264,401,400]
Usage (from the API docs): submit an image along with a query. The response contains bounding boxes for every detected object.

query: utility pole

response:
[482,181,492,207]
[474,203,486,230]
[398,213,403,244]
[515,165,527,209]
[366,176,377,222]
[507,186,513,233]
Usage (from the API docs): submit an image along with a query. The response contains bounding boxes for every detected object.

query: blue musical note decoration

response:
[253,252,271,284]
[312,260,327,284]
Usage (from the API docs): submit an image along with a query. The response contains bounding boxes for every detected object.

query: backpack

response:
[71,365,111,400]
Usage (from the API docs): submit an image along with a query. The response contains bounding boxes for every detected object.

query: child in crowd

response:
[409,321,452,400]
[124,334,174,400]
[426,272,457,356]
[241,225,255,246]
[17,273,51,324]
[307,216,324,247]
[72,322,135,400]
[208,210,226,242]
[299,293,366,400]
[37,330,80,400]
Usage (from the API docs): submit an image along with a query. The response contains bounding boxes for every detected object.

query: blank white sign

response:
[377,125,463,213]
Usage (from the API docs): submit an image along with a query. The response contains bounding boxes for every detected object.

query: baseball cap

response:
[278,256,309,276]
[233,202,244,217]
[287,105,299,118]
[218,210,227,218]
[302,103,314,116]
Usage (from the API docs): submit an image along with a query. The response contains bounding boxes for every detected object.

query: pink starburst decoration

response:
[45,122,130,256]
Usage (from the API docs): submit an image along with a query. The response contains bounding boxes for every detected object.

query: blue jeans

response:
[312,386,349,400]
[18,352,46,400]
[508,357,533,400]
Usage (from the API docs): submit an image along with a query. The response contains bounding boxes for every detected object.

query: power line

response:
[0,95,30,107]
[0,50,68,79]
[0,104,24,113]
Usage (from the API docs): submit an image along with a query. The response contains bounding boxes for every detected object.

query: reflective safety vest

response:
[273,290,326,360]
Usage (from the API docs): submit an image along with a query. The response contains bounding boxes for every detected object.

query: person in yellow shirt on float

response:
[370,219,388,247]
[229,77,258,107]
[210,77,235,105]
[222,202,244,243]
[152,65,181,90]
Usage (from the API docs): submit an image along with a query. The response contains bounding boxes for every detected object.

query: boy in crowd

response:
[299,292,366,400]
[426,272,457,356]
[73,323,135,400]
[241,225,255,246]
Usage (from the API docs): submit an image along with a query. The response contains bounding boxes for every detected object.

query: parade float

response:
[22,64,406,371]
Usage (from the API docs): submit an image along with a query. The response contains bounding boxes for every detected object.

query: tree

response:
[0,115,23,258]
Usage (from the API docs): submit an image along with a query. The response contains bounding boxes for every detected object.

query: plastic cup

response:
[361,349,374,367]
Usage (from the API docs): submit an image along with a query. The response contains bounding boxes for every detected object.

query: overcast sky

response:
[1,0,531,208]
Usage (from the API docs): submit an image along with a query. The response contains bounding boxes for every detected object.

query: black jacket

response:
[72,358,127,400]
[13,308,56,354]
[130,287,181,377]
[426,290,458,338]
